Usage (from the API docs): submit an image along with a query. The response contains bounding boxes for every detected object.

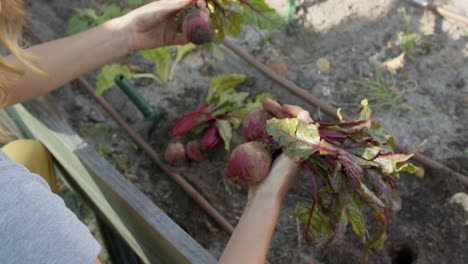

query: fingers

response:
[296,110,313,124]
[261,98,288,119]
[196,0,209,10]
[171,35,189,45]
[282,104,304,118]
[262,98,313,122]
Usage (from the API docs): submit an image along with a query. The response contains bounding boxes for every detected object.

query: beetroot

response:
[186,140,205,162]
[201,123,220,150]
[225,141,272,184]
[182,6,213,45]
[164,140,186,166]
[242,109,273,141]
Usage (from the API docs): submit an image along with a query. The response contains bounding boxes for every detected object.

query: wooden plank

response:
[9,100,217,264]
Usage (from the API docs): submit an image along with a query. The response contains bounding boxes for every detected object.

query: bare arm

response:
[3,0,208,107]
[219,156,299,264]
[220,102,312,264]
[3,18,130,106]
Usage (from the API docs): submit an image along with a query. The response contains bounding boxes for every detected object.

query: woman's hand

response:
[118,0,210,51]
[219,99,312,264]
[247,98,313,203]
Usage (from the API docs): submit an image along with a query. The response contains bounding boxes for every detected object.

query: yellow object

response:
[316,58,331,73]
[2,139,58,193]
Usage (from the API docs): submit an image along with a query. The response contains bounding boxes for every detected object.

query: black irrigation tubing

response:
[222,39,468,187]
[24,26,235,235]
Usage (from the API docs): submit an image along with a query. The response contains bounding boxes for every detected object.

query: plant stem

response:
[132,73,162,84]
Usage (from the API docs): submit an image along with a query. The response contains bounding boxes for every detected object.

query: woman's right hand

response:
[117,0,210,51]
[247,98,313,203]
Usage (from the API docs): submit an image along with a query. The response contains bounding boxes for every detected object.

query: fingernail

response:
[297,111,310,122]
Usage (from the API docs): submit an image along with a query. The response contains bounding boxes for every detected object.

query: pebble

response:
[316,58,331,73]
[450,192,468,212]
[267,60,288,76]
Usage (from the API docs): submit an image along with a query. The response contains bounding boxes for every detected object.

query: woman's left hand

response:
[118,0,210,51]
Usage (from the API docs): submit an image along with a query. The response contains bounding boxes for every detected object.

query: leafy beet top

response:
[266,99,420,259]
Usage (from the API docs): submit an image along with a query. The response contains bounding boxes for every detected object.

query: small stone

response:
[321,86,331,96]
[124,172,138,181]
[450,192,468,212]
[415,167,425,179]
[316,58,331,73]
[267,60,288,76]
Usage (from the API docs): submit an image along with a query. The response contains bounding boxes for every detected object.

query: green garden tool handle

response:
[114,74,155,120]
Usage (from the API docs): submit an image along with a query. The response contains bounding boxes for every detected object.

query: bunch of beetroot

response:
[164,74,271,166]
[225,98,420,258]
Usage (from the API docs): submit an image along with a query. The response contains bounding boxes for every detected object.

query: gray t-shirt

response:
[0,150,101,264]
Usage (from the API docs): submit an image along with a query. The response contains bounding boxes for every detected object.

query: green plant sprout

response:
[66,0,145,36]
[396,8,432,58]
[354,69,417,121]
[95,43,196,95]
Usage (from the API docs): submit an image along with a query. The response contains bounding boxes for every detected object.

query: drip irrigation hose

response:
[222,39,468,187]
[76,76,236,234]
[409,0,468,26]
[23,26,235,235]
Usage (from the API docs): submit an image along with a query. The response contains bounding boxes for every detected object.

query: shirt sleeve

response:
[0,151,101,264]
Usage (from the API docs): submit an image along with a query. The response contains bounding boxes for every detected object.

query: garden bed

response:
[25,0,468,263]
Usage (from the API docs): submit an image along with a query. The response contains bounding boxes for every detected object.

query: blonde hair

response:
[0,0,44,106]
[0,124,16,143]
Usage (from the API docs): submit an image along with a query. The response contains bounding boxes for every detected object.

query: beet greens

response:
[170,73,271,153]
[265,99,419,259]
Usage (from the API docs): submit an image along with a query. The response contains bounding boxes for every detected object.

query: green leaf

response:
[127,0,144,8]
[212,91,249,117]
[232,92,274,117]
[217,119,233,151]
[366,122,391,145]
[242,0,283,30]
[100,4,122,21]
[295,203,331,244]
[207,74,246,103]
[361,146,382,160]
[347,198,366,236]
[80,8,99,20]
[396,162,420,174]
[366,222,387,252]
[359,99,372,120]
[169,44,197,80]
[210,9,244,42]
[373,154,414,174]
[96,64,133,96]
[191,123,210,134]
[66,8,98,35]
[140,47,172,83]
[266,118,321,161]
[229,117,243,129]
[205,43,225,61]
[357,181,386,208]
[336,108,344,122]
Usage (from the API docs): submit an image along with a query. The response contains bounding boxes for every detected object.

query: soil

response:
[24,0,467,263]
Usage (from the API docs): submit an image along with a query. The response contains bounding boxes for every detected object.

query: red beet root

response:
[182,7,213,45]
[164,140,186,166]
[226,141,272,184]
[242,109,273,141]
[201,123,220,150]
[186,140,205,162]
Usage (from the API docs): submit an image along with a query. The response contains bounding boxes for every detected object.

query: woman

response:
[0,0,311,263]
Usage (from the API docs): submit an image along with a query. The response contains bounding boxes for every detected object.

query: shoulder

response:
[0,150,101,263]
